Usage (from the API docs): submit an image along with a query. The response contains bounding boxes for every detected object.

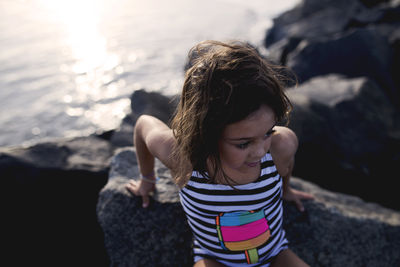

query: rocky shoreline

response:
[3,88,400,266]
[2,0,400,266]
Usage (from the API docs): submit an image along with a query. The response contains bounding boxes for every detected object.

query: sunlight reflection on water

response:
[0,0,300,146]
[36,0,129,133]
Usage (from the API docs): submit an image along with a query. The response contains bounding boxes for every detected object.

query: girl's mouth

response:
[246,161,260,167]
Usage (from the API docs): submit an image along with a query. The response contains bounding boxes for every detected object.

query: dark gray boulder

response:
[97,147,400,267]
[1,90,181,266]
[287,74,400,209]
[286,28,396,98]
[110,89,178,148]
[286,178,400,267]
[130,89,178,124]
[2,135,114,266]
[97,147,192,266]
[264,0,364,48]
[264,0,400,101]
[263,0,400,210]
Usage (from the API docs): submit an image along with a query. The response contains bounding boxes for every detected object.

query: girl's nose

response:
[252,141,268,158]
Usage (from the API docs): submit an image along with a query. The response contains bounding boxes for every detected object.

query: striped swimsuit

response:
[179,152,288,266]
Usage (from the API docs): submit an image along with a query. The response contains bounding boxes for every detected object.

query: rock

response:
[263,0,400,210]
[286,74,400,209]
[388,26,400,92]
[2,87,179,266]
[110,115,136,148]
[287,28,397,99]
[264,0,364,47]
[130,89,178,124]
[264,0,400,101]
[97,147,192,266]
[286,178,400,267]
[109,89,178,148]
[2,135,114,266]
[265,0,400,47]
[97,148,400,267]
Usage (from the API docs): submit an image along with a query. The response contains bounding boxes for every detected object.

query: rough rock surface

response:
[97,147,400,267]
[109,89,178,148]
[97,147,192,266]
[265,0,400,100]
[1,135,114,266]
[286,74,399,208]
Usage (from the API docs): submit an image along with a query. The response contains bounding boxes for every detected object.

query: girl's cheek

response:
[229,149,246,167]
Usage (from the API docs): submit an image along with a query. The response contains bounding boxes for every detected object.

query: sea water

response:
[0,0,299,147]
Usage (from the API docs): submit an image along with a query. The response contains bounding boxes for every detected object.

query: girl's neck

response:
[207,162,261,185]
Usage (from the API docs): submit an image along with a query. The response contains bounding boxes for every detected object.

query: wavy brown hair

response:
[171,40,293,188]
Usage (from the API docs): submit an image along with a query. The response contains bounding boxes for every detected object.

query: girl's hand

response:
[126,179,156,208]
[283,186,314,212]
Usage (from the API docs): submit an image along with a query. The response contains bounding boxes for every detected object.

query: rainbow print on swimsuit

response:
[215,209,271,264]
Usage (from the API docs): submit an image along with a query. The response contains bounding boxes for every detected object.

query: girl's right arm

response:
[126,115,177,208]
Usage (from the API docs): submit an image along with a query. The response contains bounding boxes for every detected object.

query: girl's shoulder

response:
[271,126,298,157]
[136,115,181,171]
[270,126,298,175]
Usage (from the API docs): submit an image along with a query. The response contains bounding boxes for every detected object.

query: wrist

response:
[282,175,291,191]
[141,171,158,184]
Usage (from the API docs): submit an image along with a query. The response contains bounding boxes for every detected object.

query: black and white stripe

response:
[179,152,288,266]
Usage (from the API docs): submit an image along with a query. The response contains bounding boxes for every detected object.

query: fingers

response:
[294,198,305,212]
[142,194,150,208]
[285,188,314,212]
[126,179,139,195]
[298,191,314,200]
[294,190,314,212]
[125,179,154,208]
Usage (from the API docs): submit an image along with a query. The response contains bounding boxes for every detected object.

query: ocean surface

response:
[0,0,299,147]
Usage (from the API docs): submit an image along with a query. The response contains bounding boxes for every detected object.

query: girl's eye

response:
[236,142,250,149]
[265,129,276,138]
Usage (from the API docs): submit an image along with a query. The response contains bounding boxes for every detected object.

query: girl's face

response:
[218,105,276,183]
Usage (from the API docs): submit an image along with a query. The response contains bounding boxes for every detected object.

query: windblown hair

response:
[171,40,293,188]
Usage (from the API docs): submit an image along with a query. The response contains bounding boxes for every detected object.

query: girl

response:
[126,40,313,266]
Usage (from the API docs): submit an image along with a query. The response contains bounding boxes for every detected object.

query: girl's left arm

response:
[271,127,314,212]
